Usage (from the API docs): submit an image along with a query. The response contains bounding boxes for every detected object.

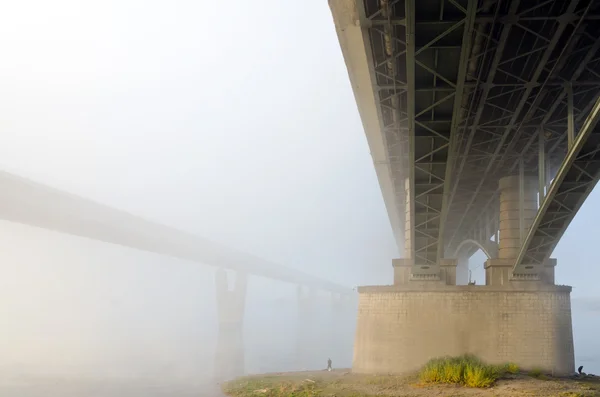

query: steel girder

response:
[333,0,600,271]
[513,95,600,276]
[443,0,600,254]
[463,25,600,250]
[451,0,600,266]
[363,0,479,270]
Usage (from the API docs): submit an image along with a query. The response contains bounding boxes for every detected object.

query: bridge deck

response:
[331,0,600,271]
[0,171,350,293]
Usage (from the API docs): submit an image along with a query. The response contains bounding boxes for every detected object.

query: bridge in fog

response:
[5,0,600,381]
[330,0,600,375]
[0,170,354,380]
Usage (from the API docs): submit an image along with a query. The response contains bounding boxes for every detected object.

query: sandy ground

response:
[224,369,600,396]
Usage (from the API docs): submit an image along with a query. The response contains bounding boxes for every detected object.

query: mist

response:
[2,0,600,396]
[0,0,392,395]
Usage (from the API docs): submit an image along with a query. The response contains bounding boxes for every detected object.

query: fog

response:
[1,0,600,396]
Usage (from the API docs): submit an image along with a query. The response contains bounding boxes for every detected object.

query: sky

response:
[0,0,599,383]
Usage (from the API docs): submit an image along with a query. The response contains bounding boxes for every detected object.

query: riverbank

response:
[222,369,600,396]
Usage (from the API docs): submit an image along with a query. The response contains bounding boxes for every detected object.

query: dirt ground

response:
[222,369,600,397]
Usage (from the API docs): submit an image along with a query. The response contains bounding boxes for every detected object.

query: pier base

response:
[352,284,574,375]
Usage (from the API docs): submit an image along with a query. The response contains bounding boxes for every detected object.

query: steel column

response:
[567,82,575,149]
[405,0,416,263]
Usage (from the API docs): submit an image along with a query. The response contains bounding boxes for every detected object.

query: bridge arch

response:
[451,239,498,285]
[452,239,498,260]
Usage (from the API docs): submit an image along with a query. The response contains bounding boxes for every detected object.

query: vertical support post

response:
[214,270,247,381]
[456,251,470,285]
[329,292,344,369]
[296,286,316,370]
[567,82,575,149]
[498,175,538,260]
[404,178,413,260]
[538,128,546,202]
[518,158,525,244]
[405,0,416,266]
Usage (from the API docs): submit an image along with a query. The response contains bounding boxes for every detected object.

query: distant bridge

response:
[0,170,349,293]
[0,170,354,380]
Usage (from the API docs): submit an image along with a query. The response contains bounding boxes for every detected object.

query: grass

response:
[528,368,545,379]
[419,354,518,388]
[223,377,321,397]
[504,362,520,374]
[222,359,600,396]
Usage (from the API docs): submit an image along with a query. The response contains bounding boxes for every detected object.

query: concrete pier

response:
[296,286,316,370]
[352,284,574,375]
[497,175,538,260]
[214,270,247,381]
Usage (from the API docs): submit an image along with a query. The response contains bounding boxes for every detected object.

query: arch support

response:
[452,238,498,260]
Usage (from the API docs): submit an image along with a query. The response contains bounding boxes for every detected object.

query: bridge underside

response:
[330,0,600,280]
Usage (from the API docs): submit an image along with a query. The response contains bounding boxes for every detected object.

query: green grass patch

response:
[528,367,545,379]
[222,367,600,397]
[222,377,321,397]
[504,362,520,374]
[419,354,508,388]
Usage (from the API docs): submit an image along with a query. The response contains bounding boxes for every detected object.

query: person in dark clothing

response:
[327,358,332,371]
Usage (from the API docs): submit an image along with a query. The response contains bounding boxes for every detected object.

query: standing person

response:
[327,358,332,371]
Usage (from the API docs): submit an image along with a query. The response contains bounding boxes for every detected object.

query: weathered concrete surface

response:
[498,175,538,260]
[353,284,574,375]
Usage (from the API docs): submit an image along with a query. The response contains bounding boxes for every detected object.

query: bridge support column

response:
[542,258,557,284]
[392,259,412,285]
[485,175,547,285]
[439,259,458,285]
[296,286,316,370]
[328,292,349,368]
[214,269,246,381]
[456,252,469,285]
[498,175,538,260]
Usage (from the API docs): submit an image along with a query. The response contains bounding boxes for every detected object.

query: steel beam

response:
[539,128,546,201]
[405,0,416,264]
[448,0,584,248]
[514,96,600,274]
[437,0,478,262]
[445,0,521,248]
[464,22,600,242]
[567,82,575,149]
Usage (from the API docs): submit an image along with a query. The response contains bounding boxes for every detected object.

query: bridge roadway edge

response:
[352,284,574,375]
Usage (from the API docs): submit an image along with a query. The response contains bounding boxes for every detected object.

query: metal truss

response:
[443,0,600,252]
[353,0,600,272]
[457,0,600,256]
[514,96,600,275]
[364,0,478,270]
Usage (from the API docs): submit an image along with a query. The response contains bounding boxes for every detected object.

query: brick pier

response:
[352,284,574,375]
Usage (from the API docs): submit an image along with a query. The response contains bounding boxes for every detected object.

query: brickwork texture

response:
[353,285,574,375]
